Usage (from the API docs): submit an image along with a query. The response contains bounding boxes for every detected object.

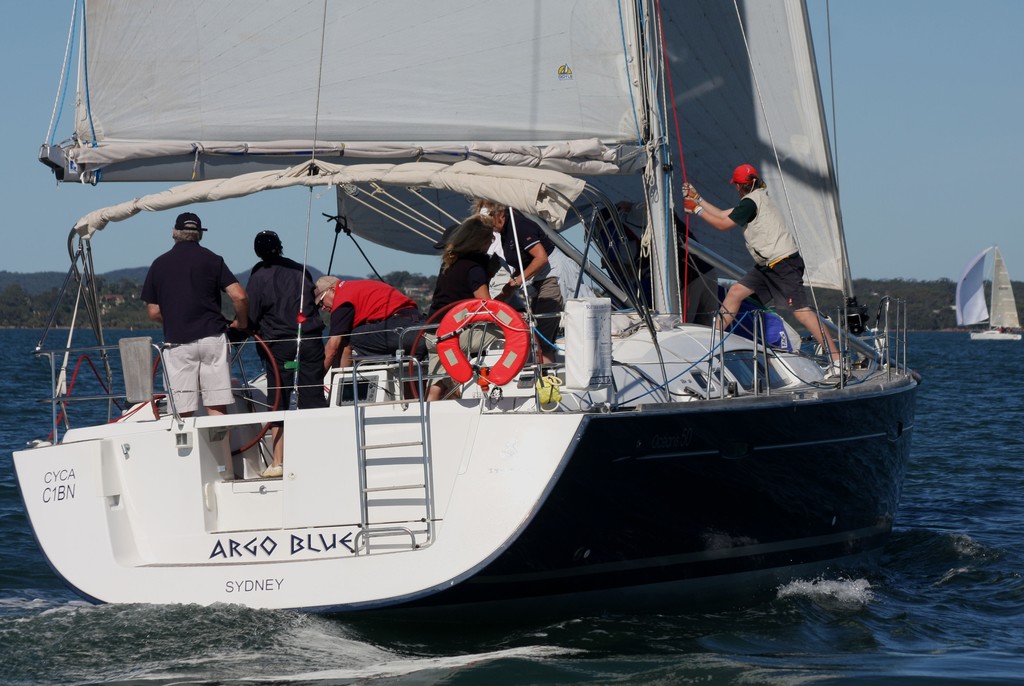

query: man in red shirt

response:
[314,276,423,369]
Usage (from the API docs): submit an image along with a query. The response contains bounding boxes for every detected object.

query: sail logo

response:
[558,64,574,81]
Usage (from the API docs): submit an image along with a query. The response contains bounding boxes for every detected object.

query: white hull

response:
[970,330,1022,341]
[16,393,584,610]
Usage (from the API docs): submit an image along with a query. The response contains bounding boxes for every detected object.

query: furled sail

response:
[60,0,644,178]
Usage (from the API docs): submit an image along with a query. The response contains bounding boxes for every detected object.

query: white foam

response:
[776,576,874,607]
[237,644,581,683]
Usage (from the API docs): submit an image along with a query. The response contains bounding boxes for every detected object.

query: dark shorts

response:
[258,336,329,417]
[738,254,808,310]
[351,308,425,358]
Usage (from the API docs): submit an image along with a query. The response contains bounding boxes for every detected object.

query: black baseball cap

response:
[432,223,458,250]
[174,212,207,232]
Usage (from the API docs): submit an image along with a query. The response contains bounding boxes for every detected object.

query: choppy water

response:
[2,329,1023,685]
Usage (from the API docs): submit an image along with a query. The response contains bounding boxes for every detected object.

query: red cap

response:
[730,164,759,184]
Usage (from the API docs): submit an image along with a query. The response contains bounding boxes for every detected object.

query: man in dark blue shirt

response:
[141,212,249,420]
[246,230,328,478]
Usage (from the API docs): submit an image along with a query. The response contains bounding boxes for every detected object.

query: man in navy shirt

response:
[246,230,327,478]
[141,212,249,420]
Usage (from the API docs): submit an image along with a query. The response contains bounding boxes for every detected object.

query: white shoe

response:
[261,464,284,478]
[823,362,847,381]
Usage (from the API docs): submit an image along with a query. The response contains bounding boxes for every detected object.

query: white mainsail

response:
[989,247,1021,329]
[49,0,850,294]
[69,0,644,175]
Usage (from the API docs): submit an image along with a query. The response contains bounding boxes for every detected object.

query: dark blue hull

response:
[396,379,916,615]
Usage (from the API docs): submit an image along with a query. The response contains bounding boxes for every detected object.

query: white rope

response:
[339,186,441,245]
[368,182,450,233]
[46,0,79,145]
[291,0,330,404]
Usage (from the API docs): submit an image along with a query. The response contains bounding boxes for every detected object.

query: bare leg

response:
[717,283,755,330]
[426,382,446,402]
[792,307,840,363]
[269,425,284,468]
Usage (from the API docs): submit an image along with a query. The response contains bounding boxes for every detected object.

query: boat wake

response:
[776,577,874,609]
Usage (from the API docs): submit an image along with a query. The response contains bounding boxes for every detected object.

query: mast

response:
[640,0,681,315]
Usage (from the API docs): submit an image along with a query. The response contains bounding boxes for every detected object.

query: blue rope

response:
[619,311,756,404]
[531,325,563,355]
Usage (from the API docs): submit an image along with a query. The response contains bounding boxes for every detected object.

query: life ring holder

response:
[435,298,530,386]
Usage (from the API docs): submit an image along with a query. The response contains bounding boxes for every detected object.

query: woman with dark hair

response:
[424,216,502,401]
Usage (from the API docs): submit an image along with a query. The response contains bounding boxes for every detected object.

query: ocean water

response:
[2,329,1023,685]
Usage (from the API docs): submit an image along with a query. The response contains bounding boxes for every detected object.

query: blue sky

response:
[1,1,1022,285]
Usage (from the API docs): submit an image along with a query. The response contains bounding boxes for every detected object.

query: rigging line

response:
[406,187,462,227]
[321,209,384,281]
[505,210,541,363]
[47,0,79,146]
[340,188,439,245]
[289,0,329,395]
[825,0,839,187]
[310,0,329,163]
[367,183,449,233]
[289,186,318,404]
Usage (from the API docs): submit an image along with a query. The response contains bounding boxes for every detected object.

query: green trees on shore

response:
[0,270,1014,332]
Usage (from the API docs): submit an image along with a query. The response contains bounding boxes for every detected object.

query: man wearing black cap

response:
[246,230,328,478]
[142,212,249,431]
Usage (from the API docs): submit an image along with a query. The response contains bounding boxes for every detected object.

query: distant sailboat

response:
[956,246,1022,341]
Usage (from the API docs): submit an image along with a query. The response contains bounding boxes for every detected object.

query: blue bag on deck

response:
[728,297,794,351]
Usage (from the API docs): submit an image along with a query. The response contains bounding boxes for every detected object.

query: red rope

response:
[653,0,692,317]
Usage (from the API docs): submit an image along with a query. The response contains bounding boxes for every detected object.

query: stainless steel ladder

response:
[351,356,435,554]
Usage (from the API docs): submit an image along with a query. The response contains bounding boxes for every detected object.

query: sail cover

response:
[68,0,644,176]
[956,247,991,326]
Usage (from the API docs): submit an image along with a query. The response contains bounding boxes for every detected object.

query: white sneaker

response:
[823,361,846,381]
[261,464,284,478]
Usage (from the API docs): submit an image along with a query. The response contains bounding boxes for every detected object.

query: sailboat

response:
[956,246,1022,341]
[15,1,918,615]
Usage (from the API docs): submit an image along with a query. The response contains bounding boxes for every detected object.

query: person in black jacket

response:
[246,230,328,478]
[424,216,501,401]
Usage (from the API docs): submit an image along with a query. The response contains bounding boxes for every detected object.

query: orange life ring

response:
[435,298,529,386]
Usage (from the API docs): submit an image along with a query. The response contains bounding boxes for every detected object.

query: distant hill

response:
[1,269,1022,331]
[0,265,337,295]
[0,267,431,329]
[0,271,70,295]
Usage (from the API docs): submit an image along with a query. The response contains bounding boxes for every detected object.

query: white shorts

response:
[162,334,234,413]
